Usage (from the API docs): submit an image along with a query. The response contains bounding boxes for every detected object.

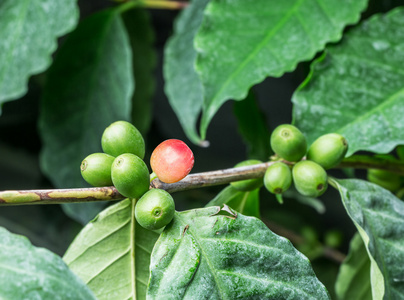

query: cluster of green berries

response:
[231,124,348,198]
[80,121,194,230]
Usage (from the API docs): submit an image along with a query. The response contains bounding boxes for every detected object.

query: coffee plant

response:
[0,0,404,299]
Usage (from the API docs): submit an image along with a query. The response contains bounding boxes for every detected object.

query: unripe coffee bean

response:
[135,189,175,230]
[80,153,115,187]
[230,160,263,191]
[307,133,348,169]
[264,162,292,194]
[111,153,150,199]
[367,169,401,192]
[102,121,145,159]
[270,124,307,162]
[292,160,328,197]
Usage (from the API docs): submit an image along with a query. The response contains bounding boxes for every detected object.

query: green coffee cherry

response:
[270,124,307,162]
[135,189,175,230]
[230,160,263,191]
[111,153,150,199]
[307,133,348,169]
[102,121,145,159]
[292,160,328,197]
[367,169,401,192]
[80,153,115,187]
[264,162,292,194]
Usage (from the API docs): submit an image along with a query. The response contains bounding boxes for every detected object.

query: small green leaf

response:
[293,8,404,156]
[163,0,209,144]
[333,178,404,299]
[205,185,260,218]
[335,233,372,300]
[148,206,330,299]
[0,227,95,300]
[0,0,78,106]
[64,198,159,300]
[123,8,156,136]
[195,0,368,139]
[233,91,272,161]
[39,8,134,189]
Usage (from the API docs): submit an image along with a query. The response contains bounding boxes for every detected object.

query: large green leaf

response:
[293,8,404,156]
[205,185,260,218]
[148,206,330,299]
[163,0,209,145]
[123,8,156,136]
[333,178,404,299]
[0,227,95,299]
[64,198,159,300]
[195,0,368,139]
[0,0,78,106]
[39,8,133,189]
[335,233,372,300]
[233,91,272,161]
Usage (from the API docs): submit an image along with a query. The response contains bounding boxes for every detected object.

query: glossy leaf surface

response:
[64,198,159,300]
[148,206,330,299]
[334,178,404,299]
[195,0,367,139]
[293,8,404,156]
[0,227,95,300]
[0,0,78,106]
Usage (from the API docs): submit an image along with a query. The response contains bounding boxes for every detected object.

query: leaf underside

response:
[148,206,330,299]
[163,0,209,144]
[334,178,404,299]
[0,227,95,300]
[64,198,159,300]
[0,0,78,107]
[293,8,404,156]
[195,0,368,139]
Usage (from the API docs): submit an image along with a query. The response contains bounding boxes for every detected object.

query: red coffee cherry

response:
[150,139,194,183]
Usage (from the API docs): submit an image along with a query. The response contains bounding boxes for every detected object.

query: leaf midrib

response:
[130,198,136,300]
[336,85,404,137]
[176,215,227,300]
[201,0,306,108]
